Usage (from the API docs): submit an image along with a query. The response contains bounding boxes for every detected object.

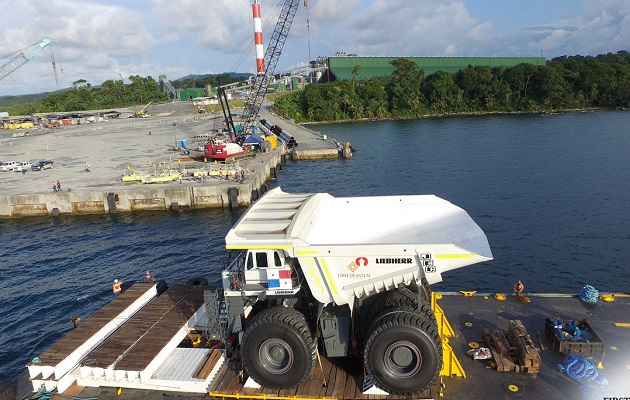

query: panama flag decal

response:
[267,268,293,289]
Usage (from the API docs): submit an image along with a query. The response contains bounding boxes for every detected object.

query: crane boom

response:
[0,37,55,83]
[239,0,300,140]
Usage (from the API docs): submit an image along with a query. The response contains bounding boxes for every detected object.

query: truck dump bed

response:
[227,188,490,251]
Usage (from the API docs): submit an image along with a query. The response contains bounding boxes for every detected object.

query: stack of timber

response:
[506,320,541,373]
[482,319,541,374]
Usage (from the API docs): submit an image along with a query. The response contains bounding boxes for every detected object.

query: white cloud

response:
[1,0,630,96]
[152,0,252,51]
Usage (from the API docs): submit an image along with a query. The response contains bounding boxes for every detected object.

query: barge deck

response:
[15,287,630,400]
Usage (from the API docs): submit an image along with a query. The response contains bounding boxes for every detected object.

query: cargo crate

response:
[544,318,605,362]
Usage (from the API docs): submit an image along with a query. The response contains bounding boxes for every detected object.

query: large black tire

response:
[240,307,316,389]
[186,276,208,286]
[155,279,168,295]
[368,288,437,327]
[0,381,16,400]
[364,311,442,395]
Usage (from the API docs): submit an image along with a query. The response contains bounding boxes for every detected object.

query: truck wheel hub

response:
[259,339,293,374]
[386,341,421,377]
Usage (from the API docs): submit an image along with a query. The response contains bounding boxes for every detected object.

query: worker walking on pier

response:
[112,279,122,295]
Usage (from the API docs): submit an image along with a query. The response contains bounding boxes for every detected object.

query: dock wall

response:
[0,153,286,218]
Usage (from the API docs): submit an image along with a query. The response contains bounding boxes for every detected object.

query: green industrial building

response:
[177,88,206,101]
[321,56,546,82]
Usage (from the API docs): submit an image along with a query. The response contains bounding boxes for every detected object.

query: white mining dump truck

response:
[211,187,492,395]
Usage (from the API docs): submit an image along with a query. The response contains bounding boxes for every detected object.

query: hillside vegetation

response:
[274,51,630,122]
[1,73,248,115]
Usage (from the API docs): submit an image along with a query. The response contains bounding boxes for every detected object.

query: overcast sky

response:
[1,0,628,96]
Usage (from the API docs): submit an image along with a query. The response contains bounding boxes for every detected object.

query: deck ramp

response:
[78,283,210,390]
[77,347,225,393]
[27,283,158,392]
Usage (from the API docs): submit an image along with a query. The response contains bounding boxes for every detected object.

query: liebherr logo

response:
[375,258,413,264]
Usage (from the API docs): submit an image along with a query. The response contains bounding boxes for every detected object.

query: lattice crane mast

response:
[0,37,56,84]
[239,0,300,141]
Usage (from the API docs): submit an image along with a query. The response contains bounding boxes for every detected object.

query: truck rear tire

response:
[368,288,437,327]
[364,311,442,395]
[241,307,316,389]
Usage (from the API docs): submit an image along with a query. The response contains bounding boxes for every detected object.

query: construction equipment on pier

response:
[217,0,299,144]
[129,101,153,118]
[240,0,299,139]
[0,37,59,86]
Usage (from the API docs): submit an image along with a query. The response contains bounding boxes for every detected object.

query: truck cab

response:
[222,249,300,298]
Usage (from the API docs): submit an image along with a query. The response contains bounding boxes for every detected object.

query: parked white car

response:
[1,161,19,172]
[14,161,33,172]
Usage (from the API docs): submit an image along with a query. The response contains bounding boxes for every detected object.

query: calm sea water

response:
[1,111,629,383]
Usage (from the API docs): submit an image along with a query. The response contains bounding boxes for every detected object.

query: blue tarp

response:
[244,135,264,144]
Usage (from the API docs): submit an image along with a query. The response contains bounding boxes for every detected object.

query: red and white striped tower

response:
[252,1,265,74]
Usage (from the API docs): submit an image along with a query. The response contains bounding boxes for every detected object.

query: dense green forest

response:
[274,51,630,122]
[2,76,168,115]
[1,73,248,116]
[170,73,249,89]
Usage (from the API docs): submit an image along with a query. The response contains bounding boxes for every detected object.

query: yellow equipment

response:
[130,101,152,118]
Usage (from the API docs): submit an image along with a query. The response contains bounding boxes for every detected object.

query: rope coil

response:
[579,285,598,303]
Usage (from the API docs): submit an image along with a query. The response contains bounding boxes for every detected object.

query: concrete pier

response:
[0,101,342,218]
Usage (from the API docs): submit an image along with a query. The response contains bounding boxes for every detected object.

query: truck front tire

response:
[241,307,316,389]
[364,311,442,395]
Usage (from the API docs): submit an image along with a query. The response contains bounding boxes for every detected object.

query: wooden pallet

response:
[482,321,540,374]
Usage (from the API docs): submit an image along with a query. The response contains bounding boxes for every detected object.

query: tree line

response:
[274,50,630,122]
[3,73,248,116]
[5,75,168,115]
[170,73,248,90]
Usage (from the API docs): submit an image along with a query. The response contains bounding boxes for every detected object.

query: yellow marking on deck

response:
[319,259,338,295]
[610,346,618,351]
[614,322,630,327]
[460,291,476,296]
[494,293,507,300]
[435,253,475,259]
[469,341,479,349]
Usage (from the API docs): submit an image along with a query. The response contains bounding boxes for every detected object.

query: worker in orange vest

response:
[513,280,524,295]
[113,279,122,294]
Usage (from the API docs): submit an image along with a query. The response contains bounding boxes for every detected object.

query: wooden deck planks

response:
[115,285,206,370]
[32,284,155,366]
[193,349,223,379]
[207,354,434,400]
[83,284,204,369]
